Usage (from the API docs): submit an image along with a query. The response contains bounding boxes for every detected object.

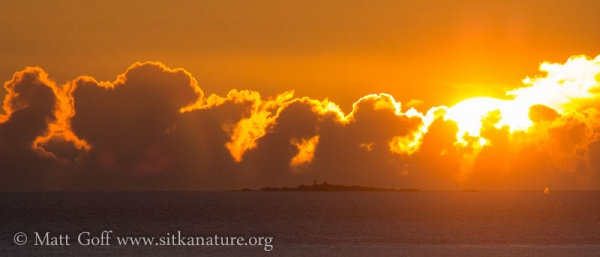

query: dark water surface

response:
[1,191,600,256]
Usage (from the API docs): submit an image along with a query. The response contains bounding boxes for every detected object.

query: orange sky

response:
[2,1,600,191]
[2,0,599,111]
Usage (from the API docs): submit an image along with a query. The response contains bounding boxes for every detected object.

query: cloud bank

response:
[2,55,600,191]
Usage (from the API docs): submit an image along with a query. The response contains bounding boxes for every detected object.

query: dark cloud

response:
[2,60,600,191]
[307,95,423,188]
[0,67,62,190]
[67,62,207,190]
[529,104,559,123]
[237,101,321,187]
[406,117,463,190]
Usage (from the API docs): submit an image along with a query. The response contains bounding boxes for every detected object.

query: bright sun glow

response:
[444,55,600,146]
[445,97,533,140]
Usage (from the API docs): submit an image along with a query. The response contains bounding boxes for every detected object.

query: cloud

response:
[290,135,320,169]
[300,94,425,188]
[0,67,64,190]
[529,104,559,123]
[70,62,201,173]
[405,116,463,190]
[443,55,600,190]
[2,55,600,190]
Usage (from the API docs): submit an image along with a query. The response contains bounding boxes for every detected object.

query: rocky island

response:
[259,182,419,192]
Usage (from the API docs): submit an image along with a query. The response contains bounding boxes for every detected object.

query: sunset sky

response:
[2,0,600,191]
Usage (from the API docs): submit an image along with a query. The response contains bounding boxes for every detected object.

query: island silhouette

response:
[234,181,419,192]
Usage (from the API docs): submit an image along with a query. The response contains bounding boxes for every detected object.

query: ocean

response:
[1,191,600,256]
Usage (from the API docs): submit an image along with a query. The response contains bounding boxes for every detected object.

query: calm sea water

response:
[1,191,600,256]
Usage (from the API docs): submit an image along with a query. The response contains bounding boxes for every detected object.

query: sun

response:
[445,96,534,143]
[443,56,600,147]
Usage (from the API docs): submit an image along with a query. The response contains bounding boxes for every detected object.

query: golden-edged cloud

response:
[2,55,600,190]
[290,135,320,169]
